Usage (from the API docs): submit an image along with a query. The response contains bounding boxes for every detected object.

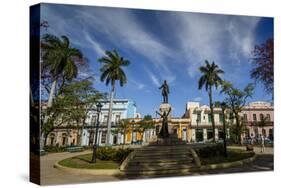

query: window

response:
[260,114,264,121]
[243,114,247,121]
[219,113,223,123]
[266,114,271,121]
[91,115,97,125]
[115,115,120,123]
[197,113,201,123]
[208,114,212,123]
[103,115,108,123]
[253,114,257,121]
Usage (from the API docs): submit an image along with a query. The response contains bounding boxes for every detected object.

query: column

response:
[215,128,219,141]
[192,129,196,142]
[203,129,207,141]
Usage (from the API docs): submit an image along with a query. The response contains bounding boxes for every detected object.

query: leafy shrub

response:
[96,147,116,160]
[113,148,133,162]
[195,144,224,158]
[96,147,133,163]
[44,146,67,153]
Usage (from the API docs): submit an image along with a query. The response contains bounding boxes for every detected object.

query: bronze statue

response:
[159,80,169,104]
[156,107,171,138]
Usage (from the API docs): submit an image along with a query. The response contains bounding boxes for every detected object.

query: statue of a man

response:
[159,80,169,103]
[156,107,171,138]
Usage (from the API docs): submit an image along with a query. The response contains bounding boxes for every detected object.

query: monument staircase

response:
[121,134,199,176]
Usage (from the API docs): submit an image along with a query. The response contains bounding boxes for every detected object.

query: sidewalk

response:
[40,150,121,185]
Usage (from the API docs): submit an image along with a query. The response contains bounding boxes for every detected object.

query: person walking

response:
[260,134,265,153]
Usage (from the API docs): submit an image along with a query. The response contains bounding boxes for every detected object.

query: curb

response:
[120,150,137,171]
[192,154,257,172]
[54,161,121,176]
[189,148,201,167]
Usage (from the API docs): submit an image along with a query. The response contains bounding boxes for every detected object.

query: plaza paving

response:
[40,146,273,185]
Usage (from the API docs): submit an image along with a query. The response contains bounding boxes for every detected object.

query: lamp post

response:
[131,120,135,144]
[91,102,103,163]
[196,117,199,143]
[221,102,228,157]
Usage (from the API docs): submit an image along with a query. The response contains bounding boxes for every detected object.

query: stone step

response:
[123,166,198,175]
[128,159,194,167]
[134,150,192,157]
[133,154,193,161]
[139,145,191,151]
[129,157,194,163]
[137,148,191,153]
[125,163,196,171]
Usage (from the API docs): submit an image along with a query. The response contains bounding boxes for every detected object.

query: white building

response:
[186,102,230,142]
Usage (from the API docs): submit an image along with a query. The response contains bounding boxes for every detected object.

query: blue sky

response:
[40,3,273,117]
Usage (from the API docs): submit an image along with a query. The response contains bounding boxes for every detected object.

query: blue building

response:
[81,99,139,146]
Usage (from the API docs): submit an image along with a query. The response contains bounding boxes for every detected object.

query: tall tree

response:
[220,80,254,144]
[40,34,84,147]
[250,38,274,99]
[41,34,84,108]
[42,79,104,146]
[198,60,224,142]
[98,50,131,145]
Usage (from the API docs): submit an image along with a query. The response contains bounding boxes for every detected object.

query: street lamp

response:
[221,102,228,157]
[91,102,103,163]
[196,116,199,143]
[131,120,135,144]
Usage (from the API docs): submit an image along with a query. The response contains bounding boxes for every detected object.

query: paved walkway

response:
[40,150,120,185]
[40,146,273,185]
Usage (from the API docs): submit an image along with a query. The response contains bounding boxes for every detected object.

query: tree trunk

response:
[41,79,57,149]
[209,87,216,142]
[47,79,57,108]
[106,84,115,145]
[235,113,241,145]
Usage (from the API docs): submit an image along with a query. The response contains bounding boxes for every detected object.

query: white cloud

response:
[169,13,261,78]
[75,7,177,83]
[83,31,105,56]
[193,97,202,102]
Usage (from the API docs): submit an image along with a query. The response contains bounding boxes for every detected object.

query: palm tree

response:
[41,34,83,108]
[98,50,130,145]
[41,34,83,147]
[198,60,224,142]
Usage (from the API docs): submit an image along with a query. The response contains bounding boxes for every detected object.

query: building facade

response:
[240,101,274,140]
[45,99,138,147]
[80,99,138,146]
[45,100,273,147]
[185,102,230,143]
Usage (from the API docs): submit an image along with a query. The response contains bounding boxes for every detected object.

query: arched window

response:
[62,133,67,146]
[260,114,264,121]
[49,133,55,146]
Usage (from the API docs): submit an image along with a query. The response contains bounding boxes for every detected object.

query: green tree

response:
[42,79,104,146]
[135,115,155,143]
[41,34,84,108]
[250,38,273,99]
[112,119,131,146]
[220,80,254,144]
[98,50,131,145]
[198,60,224,142]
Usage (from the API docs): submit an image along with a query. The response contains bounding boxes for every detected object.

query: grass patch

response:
[200,149,255,165]
[59,154,120,169]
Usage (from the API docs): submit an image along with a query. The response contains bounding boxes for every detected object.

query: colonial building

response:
[45,98,139,147]
[80,99,138,146]
[240,101,274,140]
[45,100,273,147]
[185,102,230,143]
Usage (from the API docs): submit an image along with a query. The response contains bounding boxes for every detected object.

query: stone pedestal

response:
[159,103,172,119]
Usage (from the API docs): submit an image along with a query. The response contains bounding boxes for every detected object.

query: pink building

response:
[240,101,274,140]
